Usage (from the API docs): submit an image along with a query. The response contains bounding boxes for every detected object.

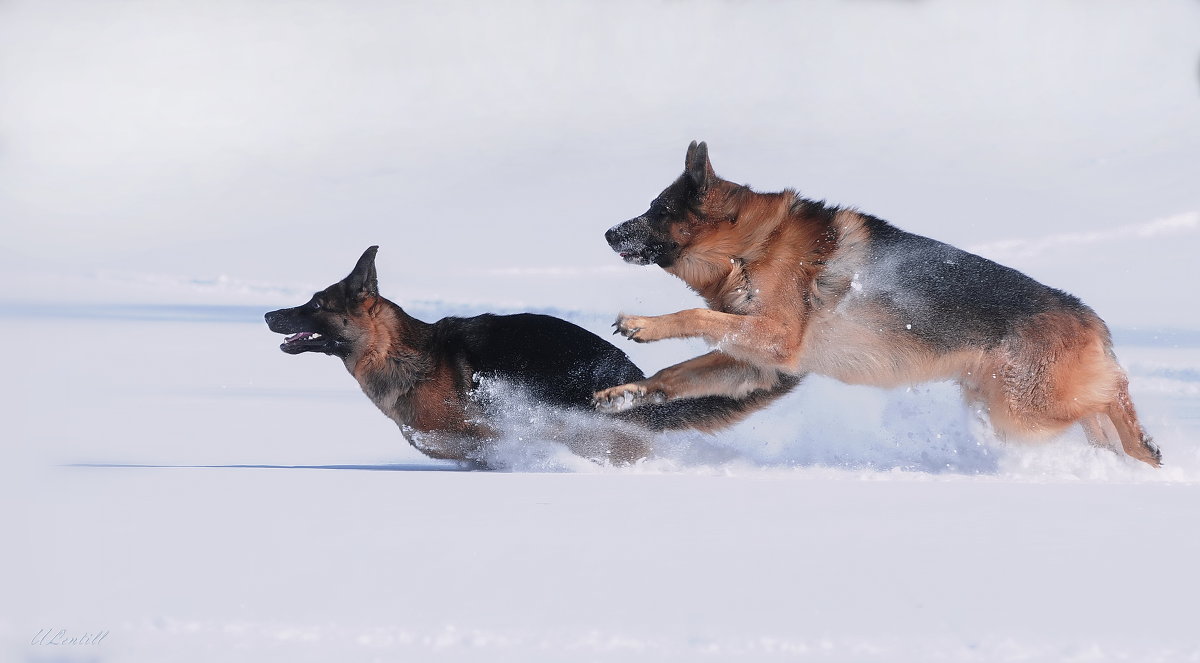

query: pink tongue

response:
[285,332,312,343]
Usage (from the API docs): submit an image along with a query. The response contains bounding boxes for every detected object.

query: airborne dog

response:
[265,246,794,466]
[596,142,1161,467]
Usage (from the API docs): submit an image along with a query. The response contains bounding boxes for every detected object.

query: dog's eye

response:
[310,300,322,310]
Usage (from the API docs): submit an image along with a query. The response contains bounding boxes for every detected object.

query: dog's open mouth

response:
[285,331,321,344]
[279,331,329,354]
[265,308,342,356]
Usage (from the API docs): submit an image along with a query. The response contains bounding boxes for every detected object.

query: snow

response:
[7,294,1200,662]
[14,467,1200,662]
[4,1,1200,661]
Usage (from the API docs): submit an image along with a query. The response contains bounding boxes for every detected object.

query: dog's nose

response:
[606,222,631,247]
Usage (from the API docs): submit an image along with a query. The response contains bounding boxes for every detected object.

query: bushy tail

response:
[615,373,802,433]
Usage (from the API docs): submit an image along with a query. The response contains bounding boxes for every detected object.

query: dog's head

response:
[604,141,739,269]
[264,246,381,357]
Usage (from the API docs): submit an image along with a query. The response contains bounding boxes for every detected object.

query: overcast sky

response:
[1,0,1197,320]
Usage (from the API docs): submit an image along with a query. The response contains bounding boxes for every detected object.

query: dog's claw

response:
[612,313,655,343]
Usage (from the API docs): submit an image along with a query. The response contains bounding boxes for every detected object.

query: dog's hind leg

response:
[556,423,652,465]
[594,351,788,413]
[985,312,1161,467]
[1106,376,1161,467]
[1080,413,1119,452]
[600,429,653,465]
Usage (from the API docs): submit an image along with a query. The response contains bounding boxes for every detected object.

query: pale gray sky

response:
[1,0,1197,320]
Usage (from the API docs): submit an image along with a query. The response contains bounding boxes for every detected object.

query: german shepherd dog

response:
[596,142,1161,467]
[265,246,794,466]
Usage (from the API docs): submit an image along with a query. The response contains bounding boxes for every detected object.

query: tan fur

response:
[344,297,652,465]
[595,351,779,404]
[345,297,486,460]
[601,150,1160,467]
[271,247,752,467]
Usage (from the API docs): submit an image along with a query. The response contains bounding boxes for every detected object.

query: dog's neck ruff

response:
[347,299,435,394]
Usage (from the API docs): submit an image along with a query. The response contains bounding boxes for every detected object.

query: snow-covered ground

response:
[4,1,1200,661]
[7,282,1200,663]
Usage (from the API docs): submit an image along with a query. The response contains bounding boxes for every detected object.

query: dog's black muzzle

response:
[605,218,677,267]
[264,308,304,335]
[265,308,339,356]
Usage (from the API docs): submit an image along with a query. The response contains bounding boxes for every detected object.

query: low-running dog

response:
[265,246,795,466]
[596,142,1161,467]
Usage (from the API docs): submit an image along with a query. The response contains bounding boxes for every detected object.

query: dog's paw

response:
[612,314,658,343]
[593,383,667,413]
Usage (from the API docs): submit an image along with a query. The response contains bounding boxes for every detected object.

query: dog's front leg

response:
[612,312,690,343]
[594,351,781,412]
[615,309,804,370]
[615,308,759,343]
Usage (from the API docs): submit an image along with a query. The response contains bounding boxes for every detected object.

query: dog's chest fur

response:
[342,305,481,440]
[710,257,758,314]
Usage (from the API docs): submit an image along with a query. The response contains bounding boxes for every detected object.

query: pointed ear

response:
[345,245,379,301]
[685,140,713,192]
